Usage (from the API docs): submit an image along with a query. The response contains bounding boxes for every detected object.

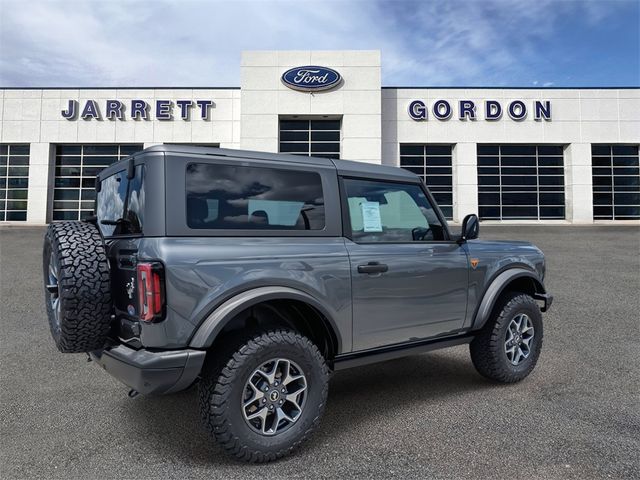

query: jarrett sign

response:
[61,99,215,120]
[407,99,552,121]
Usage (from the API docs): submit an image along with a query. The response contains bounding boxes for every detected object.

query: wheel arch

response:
[189,286,343,359]
[472,268,546,331]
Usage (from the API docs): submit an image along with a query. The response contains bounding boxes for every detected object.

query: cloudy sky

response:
[0,0,638,87]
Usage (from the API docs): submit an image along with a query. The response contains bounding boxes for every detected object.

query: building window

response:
[477,145,565,220]
[399,144,453,219]
[53,144,143,221]
[592,145,640,220]
[0,144,29,221]
[279,119,340,159]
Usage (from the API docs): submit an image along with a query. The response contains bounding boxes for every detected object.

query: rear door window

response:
[96,165,145,236]
[185,163,325,230]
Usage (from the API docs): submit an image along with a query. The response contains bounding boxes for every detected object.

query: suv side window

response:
[343,178,446,242]
[185,163,325,230]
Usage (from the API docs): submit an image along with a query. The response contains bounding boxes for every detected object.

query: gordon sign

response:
[61,99,214,120]
[281,66,342,92]
[408,99,552,121]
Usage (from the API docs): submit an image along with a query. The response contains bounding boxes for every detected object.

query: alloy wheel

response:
[242,358,308,436]
[46,256,61,332]
[504,313,535,366]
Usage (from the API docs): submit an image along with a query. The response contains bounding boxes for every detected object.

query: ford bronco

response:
[43,145,552,462]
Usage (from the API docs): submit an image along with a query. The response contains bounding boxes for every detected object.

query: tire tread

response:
[470,292,543,383]
[198,329,329,463]
[43,221,112,353]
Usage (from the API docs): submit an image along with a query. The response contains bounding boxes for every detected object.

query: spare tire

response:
[43,221,112,353]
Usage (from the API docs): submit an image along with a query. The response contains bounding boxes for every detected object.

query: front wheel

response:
[470,292,543,383]
[198,330,330,463]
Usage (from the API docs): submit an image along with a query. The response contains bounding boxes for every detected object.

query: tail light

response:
[137,262,165,322]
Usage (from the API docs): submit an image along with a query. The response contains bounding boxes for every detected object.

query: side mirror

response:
[458,214,479,244]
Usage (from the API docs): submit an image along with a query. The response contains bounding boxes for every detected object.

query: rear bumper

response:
[89,344,206,395]
[534,292,554,312]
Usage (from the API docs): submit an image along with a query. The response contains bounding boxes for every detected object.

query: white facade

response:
[0,50,638,225]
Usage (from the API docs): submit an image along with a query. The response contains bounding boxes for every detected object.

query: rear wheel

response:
[199,330,329,463]
[43,221,112,353]
[470,292,543,383]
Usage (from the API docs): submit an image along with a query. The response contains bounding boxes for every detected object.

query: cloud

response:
[372,0,636,86]
[0,0,637,87]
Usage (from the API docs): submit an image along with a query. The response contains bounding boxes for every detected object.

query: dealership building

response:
[1,50,638,225]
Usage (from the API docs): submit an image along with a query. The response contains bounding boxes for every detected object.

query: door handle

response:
[357,262,389,274]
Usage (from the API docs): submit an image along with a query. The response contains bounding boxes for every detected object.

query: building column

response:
[565,143,593,223]
[143,142,163,149]
[452,142,478,223]
[26,142,53,225]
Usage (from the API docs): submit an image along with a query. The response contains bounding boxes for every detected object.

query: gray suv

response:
[43,145,552,462]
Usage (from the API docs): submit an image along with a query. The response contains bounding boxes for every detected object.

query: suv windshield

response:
[96,165,145,236]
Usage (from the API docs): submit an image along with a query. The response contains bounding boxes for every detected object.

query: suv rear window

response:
[186,163,325,230]
[96,165,145,236]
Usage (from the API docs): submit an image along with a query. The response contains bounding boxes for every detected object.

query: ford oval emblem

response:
[281,66,342,92]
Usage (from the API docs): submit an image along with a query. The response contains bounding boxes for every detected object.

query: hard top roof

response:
[143,144,417,182]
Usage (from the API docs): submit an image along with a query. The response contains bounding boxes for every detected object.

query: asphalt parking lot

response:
[1,225,639,479]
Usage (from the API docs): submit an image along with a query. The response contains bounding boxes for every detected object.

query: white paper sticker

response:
[361,201,383,232]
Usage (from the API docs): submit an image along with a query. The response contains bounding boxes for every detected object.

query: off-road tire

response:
[199,329,330,463]
[43,221,112,353]
[470,292,543,383]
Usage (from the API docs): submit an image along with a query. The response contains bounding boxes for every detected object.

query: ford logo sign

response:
[281,66,342,92]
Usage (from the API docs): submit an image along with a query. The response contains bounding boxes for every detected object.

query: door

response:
[342,178,469,351]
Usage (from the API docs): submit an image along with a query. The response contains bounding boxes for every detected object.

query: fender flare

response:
[188,286,343,351]
[472,268,546,330]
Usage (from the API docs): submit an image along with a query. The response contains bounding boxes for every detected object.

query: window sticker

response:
[361,201,383,232]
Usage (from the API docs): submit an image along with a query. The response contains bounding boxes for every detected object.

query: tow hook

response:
[128,389,140,399]
[533,292,554,312]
